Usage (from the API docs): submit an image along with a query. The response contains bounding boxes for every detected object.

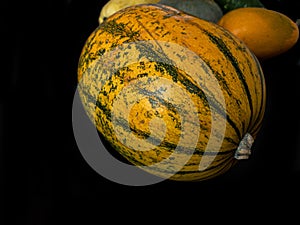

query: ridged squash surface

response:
[78,4,266,181]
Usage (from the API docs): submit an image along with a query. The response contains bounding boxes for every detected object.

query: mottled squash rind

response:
[78,4,266,181]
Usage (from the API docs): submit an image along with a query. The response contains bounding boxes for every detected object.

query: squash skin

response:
[99,0,223,24]
[159,0,223,23]
[78,4,266,181]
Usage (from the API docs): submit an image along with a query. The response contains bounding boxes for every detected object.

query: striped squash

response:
[77,4,266,181]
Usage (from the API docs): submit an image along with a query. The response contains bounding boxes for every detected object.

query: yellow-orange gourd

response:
[78,4,266,181]
[218,7,299,60]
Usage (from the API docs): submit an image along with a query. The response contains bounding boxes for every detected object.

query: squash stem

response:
[234,133,254,160]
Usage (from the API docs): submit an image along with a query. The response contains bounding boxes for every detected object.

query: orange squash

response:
[78,4,266,181]
[218,7,299,59]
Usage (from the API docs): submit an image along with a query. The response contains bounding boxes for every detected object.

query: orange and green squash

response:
[78,4,266,181]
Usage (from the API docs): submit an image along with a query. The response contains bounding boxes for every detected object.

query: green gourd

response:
[214,0,264,13]
[158,0,223,23]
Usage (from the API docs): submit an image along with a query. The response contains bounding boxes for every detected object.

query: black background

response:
[2,0,300,224]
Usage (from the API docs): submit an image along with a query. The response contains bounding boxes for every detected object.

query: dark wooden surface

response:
[3,0,300,223]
